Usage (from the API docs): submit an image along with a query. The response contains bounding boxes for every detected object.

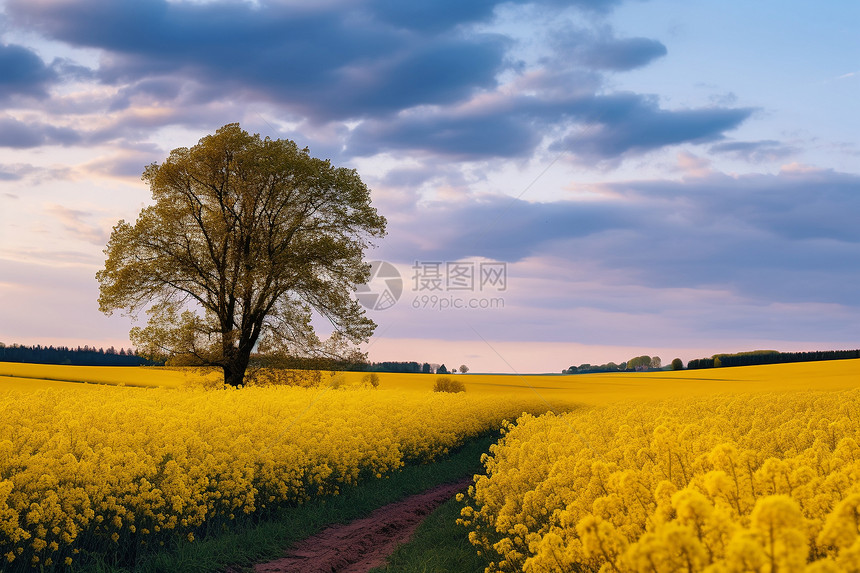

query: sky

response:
[1,0,858,373]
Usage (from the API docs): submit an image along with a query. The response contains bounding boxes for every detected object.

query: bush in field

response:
[328,373,347,389]
[434,376,465,393]
[362,372,380,388]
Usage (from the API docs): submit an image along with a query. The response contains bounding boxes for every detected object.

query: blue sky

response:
[1,0,858,372]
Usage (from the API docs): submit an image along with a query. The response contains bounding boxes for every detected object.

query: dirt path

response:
[250,478,471,573]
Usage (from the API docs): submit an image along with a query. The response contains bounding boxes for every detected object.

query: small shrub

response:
[434,376,465,393]
[362,372,380,388]
[328,373,347,389]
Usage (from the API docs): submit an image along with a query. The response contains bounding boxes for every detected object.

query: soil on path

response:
[249,478,471,573]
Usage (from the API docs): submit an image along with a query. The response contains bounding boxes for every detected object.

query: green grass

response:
[77,434,497,573]
[368,495,487,573]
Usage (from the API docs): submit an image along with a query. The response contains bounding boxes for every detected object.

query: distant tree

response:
[97,124,386,387]
[437,364,449,374]
[651,356,661,369]
[626,356,652,371]
[671,358,684,370]
[434,376,465,393]
[422,362,431,374]
[459,364,469,374]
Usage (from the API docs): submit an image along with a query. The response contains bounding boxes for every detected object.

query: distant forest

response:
[0,344,448,373]
[365,361,456,374]
[564,355,661,374]
[686,349,860,370]
[0,343,161,366]
[254,358,440,373]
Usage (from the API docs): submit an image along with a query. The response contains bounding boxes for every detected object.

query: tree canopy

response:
[97,124,386,386]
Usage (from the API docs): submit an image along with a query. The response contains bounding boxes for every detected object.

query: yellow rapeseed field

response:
[0,363,191,389]
[459,360,860,572]
[3,359,860,571]
[4,358,859,399]
[0,379,553,571]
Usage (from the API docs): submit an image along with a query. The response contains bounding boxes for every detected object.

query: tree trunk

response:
[222,351,251,387]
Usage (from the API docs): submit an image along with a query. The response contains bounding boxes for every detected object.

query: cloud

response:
[0,116,82,148]
[374,166,860,309]
[348,90,753,161]
[0,163,38,181]
[550,26,668,71]
[582,36,667,70]
[553,94,754,160]
[82,150,163,180]
[4,0,752,164]
[368,0,623,33]
[709,139,797,163]
[347,107,541,159]
[5,0,509,121]
[44,204,110,245]
[676,151,714,178]
[0,42,57,99]
[367,0,501,33]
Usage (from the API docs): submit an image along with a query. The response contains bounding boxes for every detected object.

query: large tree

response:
[97,124,386,386]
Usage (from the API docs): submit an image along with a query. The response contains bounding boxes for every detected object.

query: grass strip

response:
[78,433,497,573]
[368,495,487,573]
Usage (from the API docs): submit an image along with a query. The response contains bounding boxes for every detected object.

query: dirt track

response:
[250,478,471,573]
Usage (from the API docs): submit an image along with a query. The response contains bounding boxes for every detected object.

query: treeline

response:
[687,349,860,370]
[0,343,161,366]
[1,342,460,374]
[564,355,662,374]
[365,362,461,374]
[366,361,424,373]
[247,357,455,374]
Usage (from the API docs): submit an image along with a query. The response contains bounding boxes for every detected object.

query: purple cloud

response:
[0,43,57,99]
[3,0,753,163]
[0,116,82,148]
